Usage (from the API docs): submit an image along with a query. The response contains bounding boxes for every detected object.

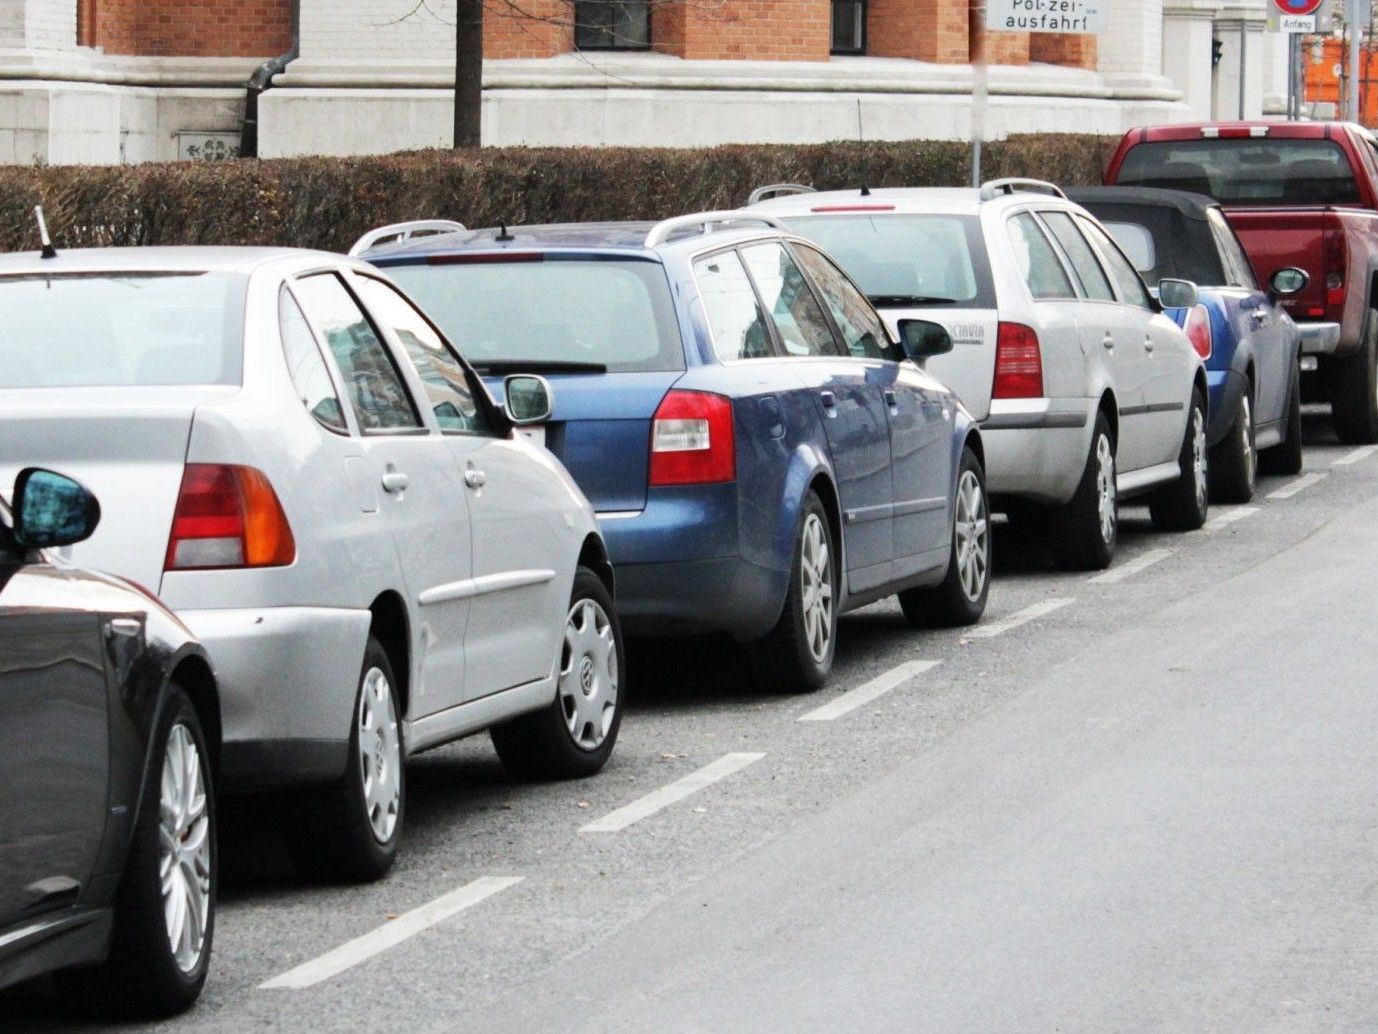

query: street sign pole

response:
[971,0,986,188]
[1348,0,1361,122]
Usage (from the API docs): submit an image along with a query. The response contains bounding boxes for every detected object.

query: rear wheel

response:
[1260,371,1303,476]
[1149,388,1209,532]
[1208,388,1256,504]
[1049,412,1117,571]
[1331,312,1378,444]
[898,446,990,626]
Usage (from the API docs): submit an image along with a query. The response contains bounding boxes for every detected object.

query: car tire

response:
[1330,312,1378,444]
[1048,412,1117,571]
[1259,371,1304,476]
[1208,387,1256,504]
[898,446,990,627]
[491,566,624,780]
[1149,388,1210,532]
[59,685,216,1019]
[285,637,403,883]
[747,491,837,693]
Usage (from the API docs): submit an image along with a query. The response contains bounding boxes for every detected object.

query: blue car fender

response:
[773,440,843,583]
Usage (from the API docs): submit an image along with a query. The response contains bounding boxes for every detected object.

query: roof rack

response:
[978,178,1068,202]
[348,219,467,257]
[746,183,817,206]
[643,211,786,249]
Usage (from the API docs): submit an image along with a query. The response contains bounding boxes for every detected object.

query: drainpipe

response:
[240,0,301,159]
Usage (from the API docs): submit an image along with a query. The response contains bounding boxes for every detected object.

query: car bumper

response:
[1297,321,1342,355]
[981,398,1092,505]
[610,555,783,640]
[177,605,371,791]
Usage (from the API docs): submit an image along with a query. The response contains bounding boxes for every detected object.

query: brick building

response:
[0,0,1287,164]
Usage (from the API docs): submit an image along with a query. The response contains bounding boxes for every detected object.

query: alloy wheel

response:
[954,469,990,602]
[800,512,834,663]
[159,722,211,976]
[358,667,401,845]
[559,598,619,751]
[1192,407,1208,510]
[1096,433,1117,546]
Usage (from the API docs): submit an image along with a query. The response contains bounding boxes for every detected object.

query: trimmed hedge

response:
[0,134,1115,253]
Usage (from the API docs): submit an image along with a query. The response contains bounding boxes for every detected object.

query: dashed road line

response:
[259,876,524,990]
[798,660,941,722]
[580,752,766,833]
[1088,548,1173,585]
[964,598,1075,639]
[1332,445,1378,467]
[1268,472,1327,500]
[1204,506,1259,532]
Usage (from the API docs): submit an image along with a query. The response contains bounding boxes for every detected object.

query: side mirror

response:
[1157,278,1199,310]
[11,468,100,550]
[1269,267,1309,298]
[504,374,553,426]
[896,319,954,361]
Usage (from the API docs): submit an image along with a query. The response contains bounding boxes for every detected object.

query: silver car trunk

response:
[880,308,1000,422]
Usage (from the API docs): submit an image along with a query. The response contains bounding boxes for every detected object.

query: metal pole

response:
[1349,0,1362,122]
[971,0,987,189]
[1289,33,1298,119]
[1239,21,1247,119]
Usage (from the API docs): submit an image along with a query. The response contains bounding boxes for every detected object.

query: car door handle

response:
[464,468,488,489]
[106,617,142,638]
[1143,337,1154,354]
[884,388,898,408]
[1102,334,1115,351]
[380,470,409,494]
[819,390,837,409]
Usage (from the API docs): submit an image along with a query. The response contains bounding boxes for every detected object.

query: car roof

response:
[751,187,983,216]
[0,246,338,276]
[1128,121,1360,142]
[364,221,788,262]
[1065,186,1218,221]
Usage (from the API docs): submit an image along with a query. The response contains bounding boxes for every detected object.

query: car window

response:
[1116,138,1360,206]
[1078,217,1155,310]
[1039,211,1116,302]
[354,277,491,435]
[693,250,776,361]
[280,287,347,433]
[1206,209,1258,290]
[292,273,422,433]
[1100,222,1156,277]
[1006,213,1075,300]
[789,244,893,360]
[739,243,839,358]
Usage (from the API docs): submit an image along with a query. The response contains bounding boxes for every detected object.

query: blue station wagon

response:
[358,212,990,691]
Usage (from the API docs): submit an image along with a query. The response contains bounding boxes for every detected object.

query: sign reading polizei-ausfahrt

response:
[985,0,1106,34]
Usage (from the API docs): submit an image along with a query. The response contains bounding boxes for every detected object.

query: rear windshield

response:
[382,256,684,373]
[778,214,994,308]
[1117,139,1361,206]
[1081,204,1226,287]
[0,272,247,388]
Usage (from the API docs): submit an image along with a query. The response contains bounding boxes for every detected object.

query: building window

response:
[831,0,867,55]
[575,1,652,51]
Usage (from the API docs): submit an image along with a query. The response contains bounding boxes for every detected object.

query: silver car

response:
[0,247,624,881]
[750,181,1211,570]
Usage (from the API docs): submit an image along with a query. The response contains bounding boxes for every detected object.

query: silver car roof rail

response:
[348,219,468,257]
[746,183,817,206]
[978,178,1068,202]
[643,211,787,249]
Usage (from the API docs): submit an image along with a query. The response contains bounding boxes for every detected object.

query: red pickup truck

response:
[1105,121,1378,443]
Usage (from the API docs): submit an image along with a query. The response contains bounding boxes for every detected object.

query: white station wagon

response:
[0,247,624,881]
[751,180,1211,569]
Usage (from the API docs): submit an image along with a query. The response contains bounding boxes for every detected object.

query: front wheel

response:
[1259,370,1303,476]
[1208,388,1256,504]
[898,446,990,626]
[1150,388,1209,532]
[491,566,624,780]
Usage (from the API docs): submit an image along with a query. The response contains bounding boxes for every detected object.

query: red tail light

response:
[648,390,736,486]
[165,464,296,571]
[1323,223,1346,307]
[992,322,1044,399]
[1183,304,1213,360]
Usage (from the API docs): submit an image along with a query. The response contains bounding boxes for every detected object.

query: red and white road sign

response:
[1272,0,1324,16]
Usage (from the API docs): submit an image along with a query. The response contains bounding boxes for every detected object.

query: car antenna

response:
[856,99,871,197]
[34,205,57,259]
[496,224,515,242]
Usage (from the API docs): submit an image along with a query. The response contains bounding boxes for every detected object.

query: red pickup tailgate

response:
[1223,207,1332,317]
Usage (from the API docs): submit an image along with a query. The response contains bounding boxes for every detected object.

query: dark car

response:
[0,468,218,1018]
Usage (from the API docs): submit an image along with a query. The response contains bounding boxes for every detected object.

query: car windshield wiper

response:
[470,359,609,375]
[868,294,959,307]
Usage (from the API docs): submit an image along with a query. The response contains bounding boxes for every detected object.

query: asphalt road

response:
[5,410,1377,1032]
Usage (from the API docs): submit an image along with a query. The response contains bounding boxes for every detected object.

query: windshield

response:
[1117,139,1362,206]
[778,214,994,308]
[382,257,684,373]
[0,272,247,389]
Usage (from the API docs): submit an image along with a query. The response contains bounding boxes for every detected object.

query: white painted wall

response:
[0,0,74,49]
[300,0,454,61]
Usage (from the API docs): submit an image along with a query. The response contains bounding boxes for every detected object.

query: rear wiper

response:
[868,294,958,307]
[470,359,609,375]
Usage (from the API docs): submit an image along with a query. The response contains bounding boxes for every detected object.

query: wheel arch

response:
[368,591,411,720]
[1098,389,1119,450]
[169,653,221,780]
[578,533,615,598]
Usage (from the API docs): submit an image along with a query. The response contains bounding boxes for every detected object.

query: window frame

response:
[1205,209,1259,291]
[573,0,652,52]
[1074,214,1156,312]
[785,240,898,363]
[1005,211,1079,302]
[278,282,354,438]
[739,240,848,361]
[830,0,868,56]
[692,244,787,364]
[1036,209,1117,305]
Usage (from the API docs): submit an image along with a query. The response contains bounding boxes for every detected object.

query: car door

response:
[1210,209,1290,426]
[734,241,896,593]
[0,519,109,929]
[292,271,475,720]
[790,241,953,572]
[352,274,565,700]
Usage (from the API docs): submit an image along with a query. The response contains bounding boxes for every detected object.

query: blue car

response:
[1070,187,1306,502]
[358,213,990,691]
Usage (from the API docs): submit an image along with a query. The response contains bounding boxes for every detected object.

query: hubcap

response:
[954,469,990,602]
[1241,395,1255,488]
[559,598,619,751]
[1192,406,1208,510]
[800,512,834,663]
[159,722,211,976]
[1096,433,1117,546]
[358,667,401,845]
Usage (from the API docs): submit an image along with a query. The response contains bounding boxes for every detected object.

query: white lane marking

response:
[964,598,1074,639]
[1268,472,1326,499]
[259,876,523,990]
[1203,506,1259,532]
[580,753,765,833]
[1332,445,1378,466]
[798,660,941,722]
[1088,548,1173,585]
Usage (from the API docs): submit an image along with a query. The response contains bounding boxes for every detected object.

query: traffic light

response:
[1212,38,1224,68]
